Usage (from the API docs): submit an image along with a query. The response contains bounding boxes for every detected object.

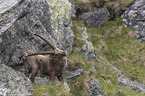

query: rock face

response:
[110,64,145,93]
[121,0,145,41]
[0,0,74,67]
[78,8,110,28]
[0,64,32,96]
[69,0,76,20]
[79,27,96,60]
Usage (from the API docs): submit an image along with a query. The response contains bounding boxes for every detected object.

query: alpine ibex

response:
[19,34,67,83]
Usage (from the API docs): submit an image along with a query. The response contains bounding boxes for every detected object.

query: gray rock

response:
[130,0,145,10]
[0,64,32,96]
[0,0,74,68]
[121,0,145,41]
[87,79,102,96]
[67,69,83,78]
[79,27,96,60]
[109,64,145,93]
[78,8,110,28]
[81,0,90,3]
[119,75,145,93]
[69,0,76,19]
[35,76,51,84]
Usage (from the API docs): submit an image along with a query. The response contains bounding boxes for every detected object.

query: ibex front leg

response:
[30,66,39,84]
[49,71,55,83]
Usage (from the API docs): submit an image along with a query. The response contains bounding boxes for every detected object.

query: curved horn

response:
[26,50,55,57]
[34,34,56,49]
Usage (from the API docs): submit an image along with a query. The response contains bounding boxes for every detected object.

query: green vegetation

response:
[71,19,145,95]
[32,19,145,95]
[33,83,72,96]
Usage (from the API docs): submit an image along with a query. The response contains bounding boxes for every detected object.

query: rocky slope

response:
[0,0,74,67]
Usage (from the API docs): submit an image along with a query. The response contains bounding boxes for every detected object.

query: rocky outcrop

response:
[78,8,110,28]
[0,64,32,96]
[121,0,145,41]
[0,0,74,68]
[67,69,83,79]
[69,0,76,20]
[110,64,145,93]
[79,27,96,60]
[87,79,102,96]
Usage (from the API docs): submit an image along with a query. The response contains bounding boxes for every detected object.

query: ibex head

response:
[34,34,67,56]
[54,48,67,56]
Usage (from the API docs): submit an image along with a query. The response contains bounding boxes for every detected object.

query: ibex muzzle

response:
[20,34,67,83]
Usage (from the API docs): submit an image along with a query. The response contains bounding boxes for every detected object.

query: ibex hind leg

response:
[30,66,39,84]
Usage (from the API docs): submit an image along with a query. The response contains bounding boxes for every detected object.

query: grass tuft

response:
[32,83,72,96]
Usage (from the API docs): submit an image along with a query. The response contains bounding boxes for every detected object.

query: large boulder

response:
[78,8,110,28]
[0,0,74,67]
[0,64,32,96]
[121,0,145,41]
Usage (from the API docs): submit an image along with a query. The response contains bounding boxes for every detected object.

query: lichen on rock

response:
[47,0,74,52]
[0,64,32,96]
